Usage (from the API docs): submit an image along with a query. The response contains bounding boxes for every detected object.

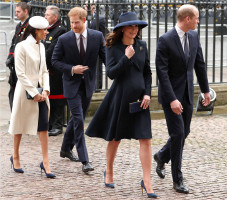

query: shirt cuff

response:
[71,66,74,76]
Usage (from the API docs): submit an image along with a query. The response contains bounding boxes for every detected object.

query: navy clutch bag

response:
[26,88,43,100]
[129,101,149,113]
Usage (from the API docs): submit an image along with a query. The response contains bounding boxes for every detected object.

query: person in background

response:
[85,3,108,90]
[85,12,157,198]
[44,5,67,136]
[5,2,30,110]
[154,4,210,194]
[52,7,106,173]
[8,16,55,178]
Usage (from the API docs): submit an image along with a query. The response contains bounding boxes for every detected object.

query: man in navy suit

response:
[52,7,105,172]
[155,5,210,193]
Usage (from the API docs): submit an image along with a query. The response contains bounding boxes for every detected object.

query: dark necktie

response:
[184,32,189,63]
[80,34,85,63]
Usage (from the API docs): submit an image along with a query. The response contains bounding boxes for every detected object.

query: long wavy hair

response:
[105,26,142,48]
[20,25,37,42]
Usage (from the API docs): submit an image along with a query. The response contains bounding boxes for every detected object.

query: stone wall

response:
[87,84,227,116]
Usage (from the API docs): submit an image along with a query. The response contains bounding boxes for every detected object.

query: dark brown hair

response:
[20,25,36,41]
[105,27,141,48]
[16,2,31,14]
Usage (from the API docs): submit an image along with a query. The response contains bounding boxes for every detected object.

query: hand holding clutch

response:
[129,101,149,114]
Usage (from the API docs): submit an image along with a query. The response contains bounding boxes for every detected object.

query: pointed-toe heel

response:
[104,171,115,188]
[141,180,158,198]
[40,162,56,178]
[10,156,24,173]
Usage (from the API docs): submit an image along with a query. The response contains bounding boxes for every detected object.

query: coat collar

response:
[47,20,61,30]
[117,39,142,71]
[26,34,37,44]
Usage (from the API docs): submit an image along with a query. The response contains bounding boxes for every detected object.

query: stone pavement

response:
[0,79,227,200]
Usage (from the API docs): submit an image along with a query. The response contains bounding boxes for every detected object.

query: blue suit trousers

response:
[159,93,193,183]
[61,81,91,163]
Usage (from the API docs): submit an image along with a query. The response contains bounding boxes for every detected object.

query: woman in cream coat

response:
[8,16,55,178]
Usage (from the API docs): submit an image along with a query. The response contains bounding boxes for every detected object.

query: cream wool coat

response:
[8,35,50,135]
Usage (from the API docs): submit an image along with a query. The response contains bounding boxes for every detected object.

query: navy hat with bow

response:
[113,12,148,31]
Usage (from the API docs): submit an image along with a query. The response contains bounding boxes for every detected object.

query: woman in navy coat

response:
[86,12,157,198]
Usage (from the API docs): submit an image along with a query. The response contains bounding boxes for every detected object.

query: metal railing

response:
[6,0,227,89]
[0,30,8,81]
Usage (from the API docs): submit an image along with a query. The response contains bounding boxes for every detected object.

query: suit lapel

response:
[173,28,187,65]
[83,29,94,65]
[187,32,193,66]
[69,31,81,62]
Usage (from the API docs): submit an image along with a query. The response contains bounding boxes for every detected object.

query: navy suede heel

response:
[104,171,115,188]
[40,162,56,178]
[10,156,24,173]
[141,180,158,198]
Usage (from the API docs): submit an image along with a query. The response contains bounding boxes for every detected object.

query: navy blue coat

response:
[156,28,209,105]
[86,39,152,141]
[51,29,106,98]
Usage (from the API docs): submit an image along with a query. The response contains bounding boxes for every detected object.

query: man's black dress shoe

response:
[82,162,94,172]
[173,180,189,194]
[154,152,165,179]
[60,150,80,162]
[48,129,62,136]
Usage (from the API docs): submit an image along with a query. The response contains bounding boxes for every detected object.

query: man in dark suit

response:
[86,4,108,90]
[155,4,210,194]
[52,7,105,172]
[5,2,30,110]
[44,5,67,136]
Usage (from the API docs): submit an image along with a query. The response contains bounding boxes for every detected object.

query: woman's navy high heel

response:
[104,171,115,188]
[40,162,56,178]
[141,180,158,198]
[10,156,24,173]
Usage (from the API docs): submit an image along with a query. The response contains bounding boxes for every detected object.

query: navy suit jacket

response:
[156,27,209,105]
[52,29,106,98]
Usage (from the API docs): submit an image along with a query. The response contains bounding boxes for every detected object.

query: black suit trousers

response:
[61,81,91,163]
[159,93,193,183]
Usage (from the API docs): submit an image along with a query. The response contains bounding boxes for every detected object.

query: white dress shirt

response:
[72,29,88,76]
[175,25,189,52]
[75,29,87,52]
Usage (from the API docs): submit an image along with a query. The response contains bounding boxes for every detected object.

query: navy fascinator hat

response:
[113,12,148,31]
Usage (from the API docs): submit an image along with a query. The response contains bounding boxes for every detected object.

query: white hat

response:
[29,16,49,29]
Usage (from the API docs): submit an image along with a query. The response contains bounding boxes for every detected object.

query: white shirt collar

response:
[75,28,87,40]
[175,25,186,38]
[26,34,37,44]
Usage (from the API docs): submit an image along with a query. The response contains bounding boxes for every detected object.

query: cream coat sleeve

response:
[15,42,40,98]
[40,43,50,94]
